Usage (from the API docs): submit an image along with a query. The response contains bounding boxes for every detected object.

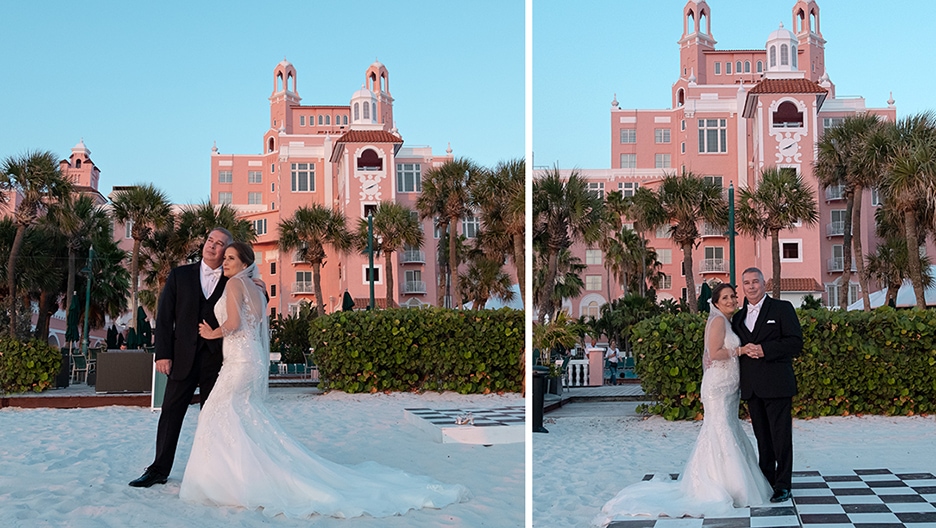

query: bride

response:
[179,241,468,518]
[594,283,772,526]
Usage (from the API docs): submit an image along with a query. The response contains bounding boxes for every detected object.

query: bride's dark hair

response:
[711,283,736,307]
[228,241,255,267]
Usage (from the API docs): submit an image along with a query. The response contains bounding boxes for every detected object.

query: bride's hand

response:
[198,321,218,340]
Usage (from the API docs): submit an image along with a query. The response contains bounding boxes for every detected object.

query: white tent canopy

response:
[847,266,936,310]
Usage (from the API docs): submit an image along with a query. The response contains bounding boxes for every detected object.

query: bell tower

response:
[364,61,394,130]
[269,59,301,135]
[792,0,826,82]
[678,0,716,84]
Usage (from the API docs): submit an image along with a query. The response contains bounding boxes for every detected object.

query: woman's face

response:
[222,247,247,278]
[714,287,739,315]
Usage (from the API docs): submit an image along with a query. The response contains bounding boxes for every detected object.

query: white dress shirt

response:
[200,261,223,298]
[745,296,766,332]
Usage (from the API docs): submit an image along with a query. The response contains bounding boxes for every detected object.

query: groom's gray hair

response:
[741,267,765,283]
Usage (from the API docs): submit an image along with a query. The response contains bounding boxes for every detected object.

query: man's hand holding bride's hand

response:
[199,320,221,340]
[740,343,764,358]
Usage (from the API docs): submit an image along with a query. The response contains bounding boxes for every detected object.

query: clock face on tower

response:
[779,137,799,157]
[359,175,382,200]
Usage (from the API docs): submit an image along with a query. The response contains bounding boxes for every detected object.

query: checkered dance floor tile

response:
[607,469,936,527]
[403,405,524,445]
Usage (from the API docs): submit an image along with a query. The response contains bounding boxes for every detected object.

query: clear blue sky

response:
[533,0,935,170]
[0,1,524,204]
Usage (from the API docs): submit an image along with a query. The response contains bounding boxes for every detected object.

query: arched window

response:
[342,115,348,125]
[769,46,777,68]
[744,61,751,73]
[726,61,732,75]
[356,149,382,171]
[757,60,763,73]
[780,44,789,66]
[699,12,707,34]
[363,101,370,120]
[354,103,359,121]
[325,115,330,125]
[773,101,803,127]
[318,115,323,125]
[287,73,294,92]
[276,72,283,92]
[686,11,695,34]
[268,137,275,153]
[380,74,386,92]
[736,61,742,74]
[791,45,797,68]
[369,72,377,92]
[75,159,81,168]
[677,88,685,107]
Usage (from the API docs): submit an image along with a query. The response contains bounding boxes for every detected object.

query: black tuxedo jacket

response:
[731,295,803,400]
[154,262,227,381]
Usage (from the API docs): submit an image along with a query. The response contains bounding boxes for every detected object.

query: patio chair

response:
[622,356,637,379]
[71,353,90,384]
[303,351,318,382]
[558,355,571,392]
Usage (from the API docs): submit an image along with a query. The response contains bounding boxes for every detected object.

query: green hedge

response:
[308,307,524,394]
[0,338,61,394]
[631,308,936,420]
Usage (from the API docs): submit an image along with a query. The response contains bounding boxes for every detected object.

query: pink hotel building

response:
[208,60,461,317]
[553,0,902,319]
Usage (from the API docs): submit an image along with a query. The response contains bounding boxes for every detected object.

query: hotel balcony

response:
[402,281,427,294]
[292,281,314,294]
[827,257,857,273]
[701,222,726,237]
[401,249,426,264]
[826,221,845,237]
[825,185,845,201]
[700,258,727,273]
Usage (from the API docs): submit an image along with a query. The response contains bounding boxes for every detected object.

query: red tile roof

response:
[748,79,828,95]
[352,297,398,309]
[765,277,824,293]
[335,130,403,144]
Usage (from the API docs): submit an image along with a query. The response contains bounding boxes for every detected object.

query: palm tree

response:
[735,167,819,299]
[629,170,726,313]
[532,167,605,322]
[182,201,257,245]
[0,221,66,340]
[815,113,885,309]
[110,184,172,330]
[459,255,516,310]
[138,214,192,314]
[471,158,525,304]
[416,158,480,308]
[277,204,351,316]
[354,201,423,309]
[532,247,586,322]
[0,150,73,336]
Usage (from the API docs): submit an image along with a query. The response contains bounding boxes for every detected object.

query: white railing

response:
[826,221,845,236]
[700,258,727,273]
[401,249,425,263]
[702,222,725,237]
[562,359,590,388]
[827,257,856,272]
[825,185,845,201]
[403,281,426,294]
[292,281,314,293]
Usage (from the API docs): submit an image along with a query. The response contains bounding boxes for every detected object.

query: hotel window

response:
[433,218,444,239]
[656,225,673,239]
[218,192,232,204]
[703,175,723,188]
[462,215,480,239]
[353,103,359,121]
[770,45,777,68]
[585,275,602,291]
[318,115,323,125]
[726,61,732,74]
[618,181,639,197]
[271,183,275,192]
[736,61,742,73]
[781,240,802,262]
[124,220,133,239]
[252,218,267,235]
[396,163,422,192]
[620,128,636,144]
[781,44,790,66]
[363,102,370,120]
[248,192,263,205]
[587,181,604,199]
[248,171,262,184]
[871,188,882,206]
[654,128,671,144]
[757,60,763,73]
[773,101,803,128]
[326,115,331,125]
[657,248,672,264]
[290,163,314,192]
[681,120,686,131]
[698,119,728,153]
[342,115,348,125]
[270,285,276,298]
[620,153,636,169]
[270,262,276,275]
[714,62,721,75]
[681,142,686,154]
[585,249,602,265]
[270,163,275,173]
[300,116,305,126]
[218,170,232,183]
[744,60,751,73]
[660,275,672,290]
[823,117,845,129]
[583,301,600,318]
[655,154,671,168]
[364,266,381,284]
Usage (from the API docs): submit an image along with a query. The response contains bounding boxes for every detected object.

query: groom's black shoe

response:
[129,469,168,488]
[770,488,792,503]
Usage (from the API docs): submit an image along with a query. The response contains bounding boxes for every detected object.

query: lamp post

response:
[80,245,95,357]
[728,182,736,286]
[367,212,375,310]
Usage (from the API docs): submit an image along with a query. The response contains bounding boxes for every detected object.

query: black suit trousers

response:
[149,344,223,476]
[747,394,793,491]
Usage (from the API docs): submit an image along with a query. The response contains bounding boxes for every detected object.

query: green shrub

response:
[0,338,62,394]
[630,307,936,420]
[309,307,523,394]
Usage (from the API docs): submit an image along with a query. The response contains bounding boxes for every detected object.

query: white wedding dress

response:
[594,307,772,526]
[179,266,469,518]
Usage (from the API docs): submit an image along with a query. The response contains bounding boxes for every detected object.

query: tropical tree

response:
[879,112,936,309]
[471,158,526,303]
[629,170,726,313]
[277,204,351,316]
[532,167,604,322]
[182,201,257,245]
[735,167,819,299]
[459,255,516,310]
[354,201,423,309]
[110,184,172,330]
[0,221,65,340]
[416,158,480,308]
[532,247,586,320]
[0,150,73,337]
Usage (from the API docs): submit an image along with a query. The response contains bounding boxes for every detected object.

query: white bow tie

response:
[206,268,222,278]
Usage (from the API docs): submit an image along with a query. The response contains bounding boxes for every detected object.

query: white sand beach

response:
[0,388,524,528]
[533,401,936,527]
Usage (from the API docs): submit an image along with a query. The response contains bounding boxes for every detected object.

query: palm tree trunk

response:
[7,225,26,337]
[312,261,325,316]
[384,251,394,309]
[65,248,76,321]
[904,211,927,309]
[771,229,782,299]
[682,242,697,313]
[34,290,56,341]
[541,249,560,323]
[448,214,460,308]
[130,238,141,330]
[436,221,448,308]
[851,186,871,311]
[513,234,525,308]
[840,193,854,309]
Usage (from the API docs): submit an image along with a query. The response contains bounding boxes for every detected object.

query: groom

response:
[732,267,802,503]
[129,227,232,487]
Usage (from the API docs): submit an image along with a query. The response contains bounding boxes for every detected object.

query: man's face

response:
[741,271,766,305]
[202,230,230,268]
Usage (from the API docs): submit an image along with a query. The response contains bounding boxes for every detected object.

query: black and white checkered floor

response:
[403,405,525,445]
[607,469,936,527]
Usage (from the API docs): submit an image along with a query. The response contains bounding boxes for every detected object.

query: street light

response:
[367,212,375,310]
[80,245,95,357]
[728,182,736,286]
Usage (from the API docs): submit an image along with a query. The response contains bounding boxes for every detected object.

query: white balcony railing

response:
[401,249,426,263]
[702,222,725,237]
[402,281,427,294]
[826,221,845,237]
[292,281,314,294]
[825,185,845,201]
[827,257,857,273]
[700,258,727,273]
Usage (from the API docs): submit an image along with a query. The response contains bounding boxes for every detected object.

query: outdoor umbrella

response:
[136,306,153,347]
[697,282,712,313]
[126,327,139,350]
[342,291,355,311]
[65,295,81,348]
[106,324,118,349]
